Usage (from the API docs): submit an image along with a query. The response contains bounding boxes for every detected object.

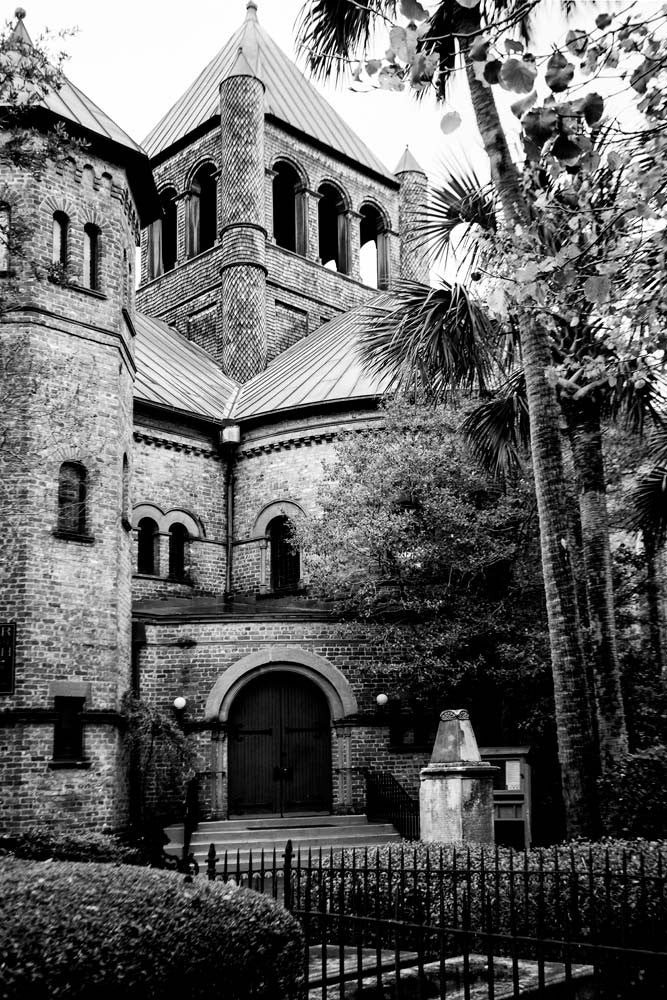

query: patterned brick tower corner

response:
[395,146,429,284]
[219,2,267,382]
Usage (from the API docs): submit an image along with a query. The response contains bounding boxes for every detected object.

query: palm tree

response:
[297,0,599,835]
[628,435,667,678]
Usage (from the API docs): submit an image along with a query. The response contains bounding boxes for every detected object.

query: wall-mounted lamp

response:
[173,696,187,712]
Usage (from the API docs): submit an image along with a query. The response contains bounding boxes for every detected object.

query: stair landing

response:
[164,813,400,864]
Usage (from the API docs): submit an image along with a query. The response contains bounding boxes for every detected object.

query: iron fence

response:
[186,840,667,998]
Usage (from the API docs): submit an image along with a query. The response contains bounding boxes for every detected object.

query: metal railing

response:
[187,839,667,998]
[365,768,421,840]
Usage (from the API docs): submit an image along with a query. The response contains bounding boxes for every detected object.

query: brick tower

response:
[0,13,157,830]
[219,0,267,382]
[395,146,429,284]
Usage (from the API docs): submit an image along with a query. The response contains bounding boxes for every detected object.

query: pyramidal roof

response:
[7,12,144,157]
[5,11,158,223]
[143,1,394,183]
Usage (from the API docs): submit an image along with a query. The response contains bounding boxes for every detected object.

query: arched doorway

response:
[227,671,332,816]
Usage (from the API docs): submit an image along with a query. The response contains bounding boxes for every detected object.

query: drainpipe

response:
[219,423,240,599]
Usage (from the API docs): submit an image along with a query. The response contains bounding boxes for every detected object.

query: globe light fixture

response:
[173,696,187,711]
[376,693,389,708]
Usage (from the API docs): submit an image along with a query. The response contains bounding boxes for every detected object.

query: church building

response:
[2,4,503,836]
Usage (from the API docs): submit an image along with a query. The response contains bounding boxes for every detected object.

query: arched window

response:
[168,523,189,580]
[137,517,159,575]
[83,223,100,290]
[317,182,349,274]
[187,164,217,258]
[268,516,300,592]
[57,462,87,535]
[160,188,177,272]
[52,211,69,268]
[0,202,10,273]
[359,203,390,290]
[273,161,306,255]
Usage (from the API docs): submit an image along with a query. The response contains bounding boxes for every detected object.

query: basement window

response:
[52,696,85,764]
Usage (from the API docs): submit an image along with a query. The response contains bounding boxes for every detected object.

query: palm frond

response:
[599,359,665,436]
[461,369,530,482]
[628,464,667,547]
[358,279,501,397]
[295,0,395,83]
[415,154,496,275]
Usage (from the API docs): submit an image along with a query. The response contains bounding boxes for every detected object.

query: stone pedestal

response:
[419,709,498,844]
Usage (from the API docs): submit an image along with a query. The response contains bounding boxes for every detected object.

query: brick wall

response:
[135,614,429,821]
[131,418,227,599]
[0,149,139,831]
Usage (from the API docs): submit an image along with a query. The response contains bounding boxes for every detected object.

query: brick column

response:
[219,47,267,381]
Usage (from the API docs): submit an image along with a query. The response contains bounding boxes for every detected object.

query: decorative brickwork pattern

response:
[397,168,429,283]
[220,72,267,380]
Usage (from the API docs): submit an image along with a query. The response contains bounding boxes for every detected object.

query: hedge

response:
[0,859,304,999]
[298,839,667,952]
[0,827,145,865]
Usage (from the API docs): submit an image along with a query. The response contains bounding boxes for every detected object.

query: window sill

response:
[49,278,107,300]
[48,759,91,770]
[52,530,95,544]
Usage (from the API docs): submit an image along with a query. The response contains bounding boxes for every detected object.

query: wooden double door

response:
[228,672,332,816]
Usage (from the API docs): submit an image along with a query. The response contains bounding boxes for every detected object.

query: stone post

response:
[419,709,498,844]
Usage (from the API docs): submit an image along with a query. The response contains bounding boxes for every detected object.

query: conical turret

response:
[395,146,429,283]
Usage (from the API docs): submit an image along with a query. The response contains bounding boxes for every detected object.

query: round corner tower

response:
[219,0,268,382]
[0,12,158,831]
[395,146,429,284]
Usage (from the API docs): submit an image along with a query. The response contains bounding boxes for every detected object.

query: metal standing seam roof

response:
[232,301,393,422]
[133,312,239,421]
[142,3,395,183]
[133,303,392,425]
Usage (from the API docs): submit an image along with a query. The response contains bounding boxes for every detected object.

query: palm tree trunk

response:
[458,18,598,837]
[568,409,629,770]
[464,60,529,228]
[643,531,666,677]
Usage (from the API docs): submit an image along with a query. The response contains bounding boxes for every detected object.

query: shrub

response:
[0,827,145,865]
[598,746,667,840]
[0,859,304,999]
[295,839,667,952]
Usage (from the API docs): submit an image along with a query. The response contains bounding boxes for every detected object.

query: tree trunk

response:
[568,410,628,770]
[643,532,666,677]
[459,24,598,837]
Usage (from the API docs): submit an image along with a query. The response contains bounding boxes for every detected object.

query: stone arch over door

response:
[205,647,358,818]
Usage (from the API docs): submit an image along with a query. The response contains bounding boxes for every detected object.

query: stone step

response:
[163,814,401,865]
[165,813,370,838]
[187,823,396,847]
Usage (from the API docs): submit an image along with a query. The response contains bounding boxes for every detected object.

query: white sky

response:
[13,1,634,189]
[14,0,501,182]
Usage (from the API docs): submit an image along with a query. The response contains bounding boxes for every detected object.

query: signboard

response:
[0,623,16,694]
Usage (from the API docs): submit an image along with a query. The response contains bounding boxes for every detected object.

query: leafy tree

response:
[295,398,563,829]
[297,0,667,835]
[297,0,603,836]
